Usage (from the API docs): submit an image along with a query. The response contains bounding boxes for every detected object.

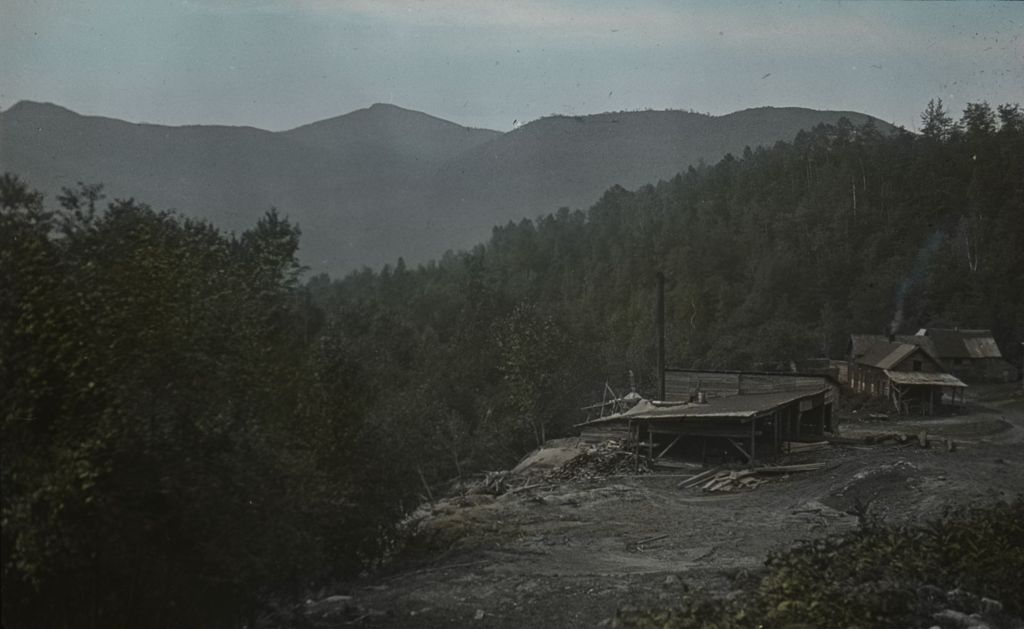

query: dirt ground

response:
[315,384,1024,628]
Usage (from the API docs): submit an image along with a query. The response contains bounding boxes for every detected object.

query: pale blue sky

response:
[2,1,1021,131]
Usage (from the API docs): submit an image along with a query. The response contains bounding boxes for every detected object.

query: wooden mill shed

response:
[849,339,967,415]
[576,387,832,466]
[663,368,839,409]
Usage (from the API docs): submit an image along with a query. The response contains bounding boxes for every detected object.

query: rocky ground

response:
[298,384,1024,628]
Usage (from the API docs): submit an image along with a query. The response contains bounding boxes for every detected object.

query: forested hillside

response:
[316,99,1023,443]
[0,101,893,274]
[2,100,1021,628]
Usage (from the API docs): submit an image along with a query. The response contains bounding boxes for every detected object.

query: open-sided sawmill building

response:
[577,370,835,465]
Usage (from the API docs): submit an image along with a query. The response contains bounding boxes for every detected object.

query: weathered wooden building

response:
[664,368,839,410]
[850,329,1017,383]
[848,339,966,415]
[578,370,835,465]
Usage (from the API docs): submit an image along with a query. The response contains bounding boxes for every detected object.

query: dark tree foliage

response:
[0,181,410,628]
[313,100,1024,474]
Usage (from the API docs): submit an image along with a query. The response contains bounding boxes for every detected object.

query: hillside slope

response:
[0,101,895,274]
[432,107,895,246]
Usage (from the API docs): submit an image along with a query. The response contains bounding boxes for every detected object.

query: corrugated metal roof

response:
[909,328,1004,360]
[579,388,827,425]
[884,370,967,387]
[857,342,919,369]
[963,336,1002,359]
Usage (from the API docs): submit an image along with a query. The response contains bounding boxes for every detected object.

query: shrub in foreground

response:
[618,500,1024,628]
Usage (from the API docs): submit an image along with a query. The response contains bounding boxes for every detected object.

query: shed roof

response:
[884,370,967,388]
[851,333,940,358]
[922,329,972,358]
[962,335,1002,359]
[664,367,840,386]
[915,328,1003,359]
[850,334,887,359]
[578,388,827,426]
[856,342,922,369]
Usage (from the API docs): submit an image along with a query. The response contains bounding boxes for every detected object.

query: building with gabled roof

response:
[849,329,1016,383]
[913,328,1016,382]
[848,338,966,415]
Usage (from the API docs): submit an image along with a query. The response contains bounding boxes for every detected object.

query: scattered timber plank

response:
[701,476,721,490]
[751,462,828,474]
[677,467,720,488]
[652,459,697,470]
[827,435,871,445]
[708,478,735,492]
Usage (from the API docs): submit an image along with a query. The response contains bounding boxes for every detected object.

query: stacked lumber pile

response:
[678,462,829,493]
[697,470,769,492]
[547,440,650,480]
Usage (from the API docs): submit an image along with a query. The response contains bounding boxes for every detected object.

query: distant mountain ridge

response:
[0,100,896,275]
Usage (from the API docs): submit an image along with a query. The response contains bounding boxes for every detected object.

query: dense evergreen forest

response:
[2,100,1022,628]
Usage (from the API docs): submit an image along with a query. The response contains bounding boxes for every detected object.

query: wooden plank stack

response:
[677,462,829,493]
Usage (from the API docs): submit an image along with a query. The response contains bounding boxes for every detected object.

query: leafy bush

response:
[618,500,1024,628]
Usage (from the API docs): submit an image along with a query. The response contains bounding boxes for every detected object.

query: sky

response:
[2,0,1022,132]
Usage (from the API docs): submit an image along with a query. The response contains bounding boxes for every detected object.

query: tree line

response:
[2,99,1022,627]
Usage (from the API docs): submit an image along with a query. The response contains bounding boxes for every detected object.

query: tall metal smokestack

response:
[656,272,666,401]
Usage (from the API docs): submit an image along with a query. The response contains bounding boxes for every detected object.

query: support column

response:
[750,419,757,463]
[773,411,780,458]
[656,272,665,401]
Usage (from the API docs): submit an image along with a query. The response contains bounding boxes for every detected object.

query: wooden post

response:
[656,272,665,401]
[632,422,639,472]
[750,419,757,463]
[773,411,780,458]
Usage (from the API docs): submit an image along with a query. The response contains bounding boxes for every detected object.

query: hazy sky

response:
[2,1,1021,132]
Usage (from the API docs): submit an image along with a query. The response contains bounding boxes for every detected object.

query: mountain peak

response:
[3,100,80,117]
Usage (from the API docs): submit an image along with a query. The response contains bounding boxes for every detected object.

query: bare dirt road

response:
[311,387,1024,628]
